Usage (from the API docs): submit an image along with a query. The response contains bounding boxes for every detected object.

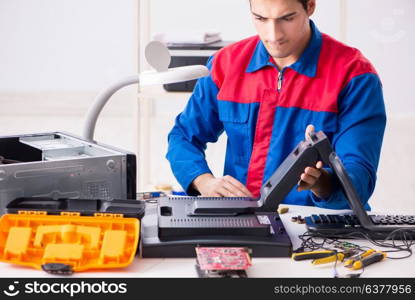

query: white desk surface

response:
[1,204,414,278]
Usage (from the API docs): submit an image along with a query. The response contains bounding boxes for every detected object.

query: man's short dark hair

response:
[249,0,310,11]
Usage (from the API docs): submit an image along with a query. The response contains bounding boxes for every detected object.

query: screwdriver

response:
[344,249,375,268]
[347,251,387,270]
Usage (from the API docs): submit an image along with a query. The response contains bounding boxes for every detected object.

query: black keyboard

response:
[305,214,415,239]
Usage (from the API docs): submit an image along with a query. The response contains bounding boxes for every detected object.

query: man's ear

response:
[307,0,316,17]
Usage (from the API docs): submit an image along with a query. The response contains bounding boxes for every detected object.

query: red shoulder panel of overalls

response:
[211,34,377,113]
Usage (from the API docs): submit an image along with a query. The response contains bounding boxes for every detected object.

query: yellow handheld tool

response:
[344,249,376,268]
[312,249,357,265]
[291,250,335,261]
[348,251,387,270]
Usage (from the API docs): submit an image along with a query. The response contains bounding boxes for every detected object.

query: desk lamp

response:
[82,41,209,141]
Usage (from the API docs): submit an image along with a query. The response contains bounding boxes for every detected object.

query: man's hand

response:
[192,173,253,197]
[297,125,332,199]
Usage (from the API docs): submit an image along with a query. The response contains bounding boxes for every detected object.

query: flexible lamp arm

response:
[83,75,140,142]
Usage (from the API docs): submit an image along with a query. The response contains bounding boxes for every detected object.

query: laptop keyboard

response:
[306,214,415,228]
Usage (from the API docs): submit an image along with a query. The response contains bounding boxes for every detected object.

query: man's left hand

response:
[297,125,332,199]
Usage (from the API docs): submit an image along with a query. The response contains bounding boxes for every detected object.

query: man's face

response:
[250,0,315,59]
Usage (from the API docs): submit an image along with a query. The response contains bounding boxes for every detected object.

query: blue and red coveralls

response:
[166,21,386,209]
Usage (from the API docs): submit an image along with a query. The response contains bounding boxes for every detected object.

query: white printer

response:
[164,41,233,92]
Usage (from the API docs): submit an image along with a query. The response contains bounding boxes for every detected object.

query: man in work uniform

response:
[166,0,386,209]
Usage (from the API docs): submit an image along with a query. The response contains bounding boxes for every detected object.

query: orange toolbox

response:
[0,197,145,274]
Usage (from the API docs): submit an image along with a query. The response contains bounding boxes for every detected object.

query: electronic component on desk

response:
[195,247,252,278]
[277,206,289,214]
[297,216,306,224]
[196,247,252,270]
[137,191,166,200]
[172,190,187,196]
[291,215,305,224]
[154,184,173,194]
[333,241,361,251]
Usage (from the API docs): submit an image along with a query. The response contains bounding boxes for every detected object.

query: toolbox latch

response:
[60,212,81,217]
[93,213,124,218]
[17,210,47,216]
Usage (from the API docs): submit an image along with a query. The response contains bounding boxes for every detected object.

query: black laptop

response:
[304,151,415,239]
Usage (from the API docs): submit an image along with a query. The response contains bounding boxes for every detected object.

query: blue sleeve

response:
[311,73,387,210]
[166,56,224,195]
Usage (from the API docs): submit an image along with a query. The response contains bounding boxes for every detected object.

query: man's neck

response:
[272,25,312,70]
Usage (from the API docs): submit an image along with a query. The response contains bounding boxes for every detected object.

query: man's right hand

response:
[192,173,253,197]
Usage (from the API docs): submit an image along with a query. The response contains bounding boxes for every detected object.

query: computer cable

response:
[299,229,415,259]
[296,229,415,277]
